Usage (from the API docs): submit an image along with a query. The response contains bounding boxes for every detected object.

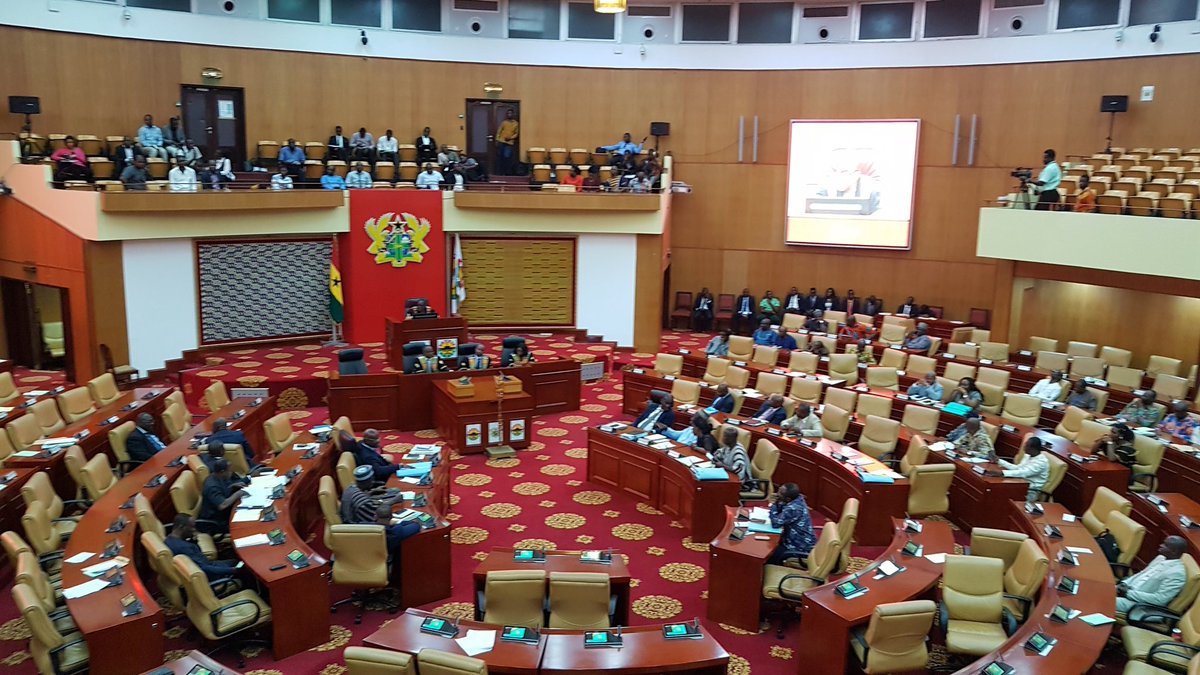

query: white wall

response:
[3,2,1197,71]
[576,234,637,347]
[122,238,198,373]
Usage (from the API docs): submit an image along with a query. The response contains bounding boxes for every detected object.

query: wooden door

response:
[464,99,520,176]
[1,278,39,368]
[181,85,247,167]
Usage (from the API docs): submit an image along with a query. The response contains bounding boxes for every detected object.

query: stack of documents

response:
[455,629,496,657]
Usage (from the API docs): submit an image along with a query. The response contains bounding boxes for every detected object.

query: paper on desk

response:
[455,629,496,657]
[925,553,947,564]
[411,444,441,454]
[64,552,95,565]
[960,457,987,464]
[63,579,110,599]
[234,533,271,548]
[34,437,75,447]
[1079,613,1115,626]
[749,506,771,522]
[929,441,954,452]
[232,509,262,523]
[24,390,50,397]
[399,476,422,485]
[1062,514,1078,522]
[82,557,129,577]
[11,450,39,458]
[1066,546,1093,555]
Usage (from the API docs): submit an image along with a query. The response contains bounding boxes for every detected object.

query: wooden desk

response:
[706,506,777,632]
[141,651,242,674]
[539,624,729,675]
[1129,492,1200,566]
[383,446,453,609]
[799,518,956,675]
[955,501,1116,675]
[229,428,332,660]
[60,397,275,675]
[433,378,534,454]
[364,609,545,675]
[386,316,469,371]
[472,548,632,626]
[5,387,172,498]
[329,359,581,432]
[586,426,740,543]
[1158,444,1200,502]
[924,448,1034,530]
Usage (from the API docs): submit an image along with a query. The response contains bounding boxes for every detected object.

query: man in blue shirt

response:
[768,483,816,564]
[773,327,797,351]
[278,138,306,178]
[1034,148,1061,210]
[136,114,166,159]
[902,323,932,351]
[705,331,731,356]
[753,319,776,346]
[320,165,346,190]
[597,133,644,156]
[907,372,943,401]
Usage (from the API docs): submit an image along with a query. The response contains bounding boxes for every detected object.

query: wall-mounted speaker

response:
[1100,95,1128,113]
[650,122,670,137]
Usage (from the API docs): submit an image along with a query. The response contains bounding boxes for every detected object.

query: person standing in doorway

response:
[495,109,520,175]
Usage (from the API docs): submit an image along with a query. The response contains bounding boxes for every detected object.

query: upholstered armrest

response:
[741,479,770,494]
[1147,641,1200,671]
[49,635,88,671]
[61,498,90,511]
[209,578,240,597]
[1127,604,1182,630]
[210,598,262,638]
[117,458,145,476]
[1130,473,1158,491]
[778,574,822,601]
[1111,561,1133,578]
[1003,593,1034,620]
[1001,608,1018,635]
[476,590,486,615]
[39,550,65,567]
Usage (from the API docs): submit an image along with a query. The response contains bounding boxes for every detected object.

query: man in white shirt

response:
[1116,536,1188,614]
[990,436,1050,502]
[415,163,443,190]
[350,127,374,163]
[168,158,198,192]
[781,404,823,438]
[270,166,293,190]
[346,162,373,189]
[1029,370,1067,403]
[176,139,203,168]
[376,129,399,166]
[1033,148,1061,211]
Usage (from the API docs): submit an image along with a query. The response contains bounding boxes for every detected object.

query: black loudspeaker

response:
[650,122,670,137]
[8,96,40,115]
[1100,95,1128,113]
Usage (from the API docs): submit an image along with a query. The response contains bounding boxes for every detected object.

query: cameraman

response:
[1032,148,1062,210]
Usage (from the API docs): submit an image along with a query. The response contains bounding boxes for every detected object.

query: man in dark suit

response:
[843,289,861,316]
[864,295,883,316]
[749,394,788,425]
[896,296,917,316]
[347,428,398,482]
[165,514,242,582]
[409,345,447,374]
[207,417,255,466]
[802,288,821,314]
[126,412,168,462]
[710,384,735,414]
[110,136,144,174]
[461,345,491,370]
[733,289,756,334]
[327,125,350,162]
[198,459,245,536]
[634,393,675,432]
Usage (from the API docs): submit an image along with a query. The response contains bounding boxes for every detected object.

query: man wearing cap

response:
[902,323,932,351]
[341,465,422,557]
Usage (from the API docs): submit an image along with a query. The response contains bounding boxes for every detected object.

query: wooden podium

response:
[385,316,469,370]
[432,376,534,454]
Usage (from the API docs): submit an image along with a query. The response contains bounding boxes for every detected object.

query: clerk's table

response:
[433,376,534,454]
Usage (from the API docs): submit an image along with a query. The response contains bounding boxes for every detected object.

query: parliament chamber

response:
[1,1,1200,674]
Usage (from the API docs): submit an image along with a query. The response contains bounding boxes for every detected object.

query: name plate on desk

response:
[493,375,523,394]
[448,378,475,398]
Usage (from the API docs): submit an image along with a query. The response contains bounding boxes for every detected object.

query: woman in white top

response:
[212,152,235,189]
[1029,370,1067,402]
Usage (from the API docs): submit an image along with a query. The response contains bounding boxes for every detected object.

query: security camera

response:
[1150,24,1161,43]
[360,30,368,46]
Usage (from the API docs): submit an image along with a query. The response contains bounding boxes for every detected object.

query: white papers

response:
[1062,514,1078,522]
[232,510,262,523]
[676,456,702,467]
[455,629,496,657]
[399,477,422,485]
[64,552,95,565]
[960,457,987,464]
[0,407,13,414]
[34,437,75,447]
[1065,546,1093,555]
[749,506,771,522]
[924,553,947,564]
[400,491,416,501]
[292,443,319,452]
[12,451,40,458]
[24,390,50,397]
[848,457,874,467]
[234,533,271,548]
[63,579,110,599]
[1079,613,1115,626]
[82,558,129,578]
[929,441,954,452]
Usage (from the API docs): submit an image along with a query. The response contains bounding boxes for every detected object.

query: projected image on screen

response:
[785,120,920,250]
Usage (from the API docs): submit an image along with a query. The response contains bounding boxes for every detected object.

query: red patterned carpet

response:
[2,332,1124,674]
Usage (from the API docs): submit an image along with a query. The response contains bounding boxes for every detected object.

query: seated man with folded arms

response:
[773,326,797,351]
[1029,370,1067,402]
[207,417,256,465]
[166,514,242,582]
[712,426,752,488]
[951,416,993,458]
[753,319,776,346]
[907,372,943,401]
[902,323,932,351]
[804,310,828,334]
[1159,401,1199,442]
[1117,390,1163,428]
[987,436,1049,502]
[634,393,675,433]
[126,412,169,462]
[750,394,788,425]
[198,459,246,536]
[781,403,823,438]
[663,411,718,453]
[1065,378,1097,411]
[710,384,735,414]
[767,483,817,565]
[346,429,399,483]
[705,330,731,356]
[409,345,447,374]
[1116,536,1188,614]
[341,466,421,558]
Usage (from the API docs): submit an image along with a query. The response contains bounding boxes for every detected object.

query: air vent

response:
[803,6,850,18]
[628,5,672,17]
[993,0,1043,8]
[454,0,499,11]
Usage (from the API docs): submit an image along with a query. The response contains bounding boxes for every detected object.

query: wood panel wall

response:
[4,27,1200,356]
[457,237,575,326]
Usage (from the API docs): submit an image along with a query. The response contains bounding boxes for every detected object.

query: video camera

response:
[1010,168,1034,181]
